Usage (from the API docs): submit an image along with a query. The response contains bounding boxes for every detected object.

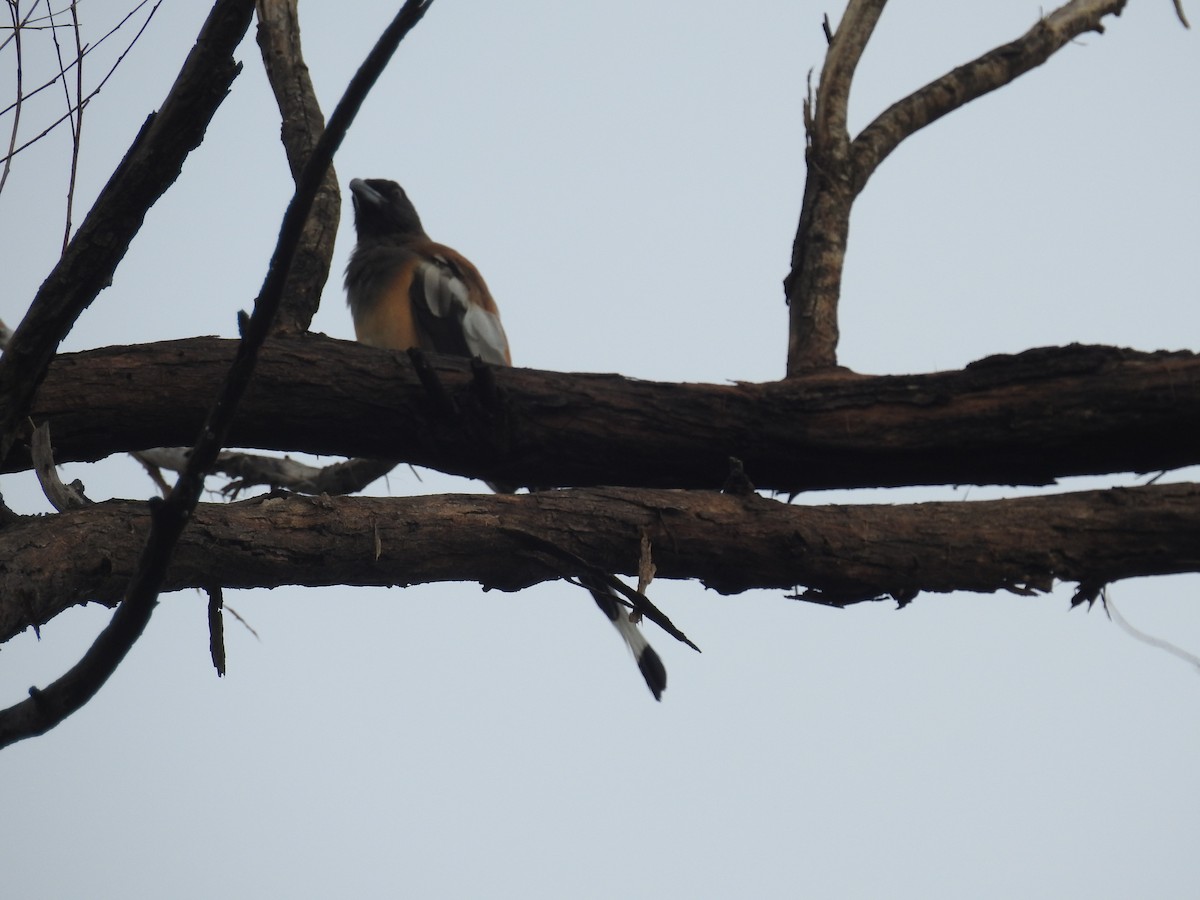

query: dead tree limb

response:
[785,0,1130,375]
[255,0,340,334]
[9,338,1199,492]
[4,482,1199,644]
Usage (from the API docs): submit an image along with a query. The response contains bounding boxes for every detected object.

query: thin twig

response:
[0,0,436,750]
[135,446,399,496]
[1,2,163,167]
[29,420,90,510]
[46,0,84,252]
[0,1,154,120]
[1104,587,1200,673]
[65,1,83,252]
[0,0,27,197]
[1172,0,1190,28]
[0,0,246,461]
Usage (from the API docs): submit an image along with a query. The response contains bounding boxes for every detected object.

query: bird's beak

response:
[348,178,383,208]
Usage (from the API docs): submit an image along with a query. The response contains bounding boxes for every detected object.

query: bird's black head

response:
[349,178,425,240]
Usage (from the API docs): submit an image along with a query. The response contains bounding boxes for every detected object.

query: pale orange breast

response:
[352,267,419,350]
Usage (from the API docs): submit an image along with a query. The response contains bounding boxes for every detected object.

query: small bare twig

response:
[30,420,89,510]
[45,0,85,252]
[66,1,84,251]
[0,2,163,168]
[0,0,29,198]
[1172,0,1190,28]
[134,446,399,496]
[0,1,156,120]
[1103,587,1200,673]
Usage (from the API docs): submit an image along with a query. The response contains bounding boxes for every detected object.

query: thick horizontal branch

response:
[3,482,1199,643]
[8,337,1199,492]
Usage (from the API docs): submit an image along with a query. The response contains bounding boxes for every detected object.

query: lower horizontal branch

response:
[3,482,1198,643]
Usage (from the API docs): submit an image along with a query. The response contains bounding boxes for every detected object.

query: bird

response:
[344,177,667,700]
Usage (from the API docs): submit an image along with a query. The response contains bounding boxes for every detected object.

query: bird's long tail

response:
[582,575,667,701]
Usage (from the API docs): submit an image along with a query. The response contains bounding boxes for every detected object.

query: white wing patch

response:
[460,302,511,366]
[420,256,470,318]
[415,254,510,366]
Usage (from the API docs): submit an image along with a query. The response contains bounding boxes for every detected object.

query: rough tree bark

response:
[3,483,1200,645]
[5,338,1197,492]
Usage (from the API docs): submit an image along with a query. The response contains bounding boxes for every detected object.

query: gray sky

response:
[3,2,1198,897]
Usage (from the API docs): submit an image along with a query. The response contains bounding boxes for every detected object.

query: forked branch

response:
[785,0,1138,376]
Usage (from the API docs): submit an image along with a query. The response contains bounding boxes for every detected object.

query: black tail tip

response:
[639,647,667,701]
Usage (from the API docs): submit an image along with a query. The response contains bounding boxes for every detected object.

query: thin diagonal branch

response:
[850,1,1129,194]
[0,0,436,750]
[0,0,252,461]
[0,0,29,198]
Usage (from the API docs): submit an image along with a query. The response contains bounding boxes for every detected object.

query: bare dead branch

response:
[851,1,1129,194]
[783,1,887,375]
[43,0,86,252]
[0,0,435,751]
[4,482,1200,646]
[255,0,340,334]
[0,0,254,461]
[783,0,1132,377]
[1104,588,1200,672]
[135,446,399,496]
[9,338,1199,494]
[30,420,89,510]
[65,1,83,251]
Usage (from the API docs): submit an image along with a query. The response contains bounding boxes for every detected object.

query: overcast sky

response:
[2,2,1199,897]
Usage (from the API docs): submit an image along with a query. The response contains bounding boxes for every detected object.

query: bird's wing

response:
[411,249,511,366]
